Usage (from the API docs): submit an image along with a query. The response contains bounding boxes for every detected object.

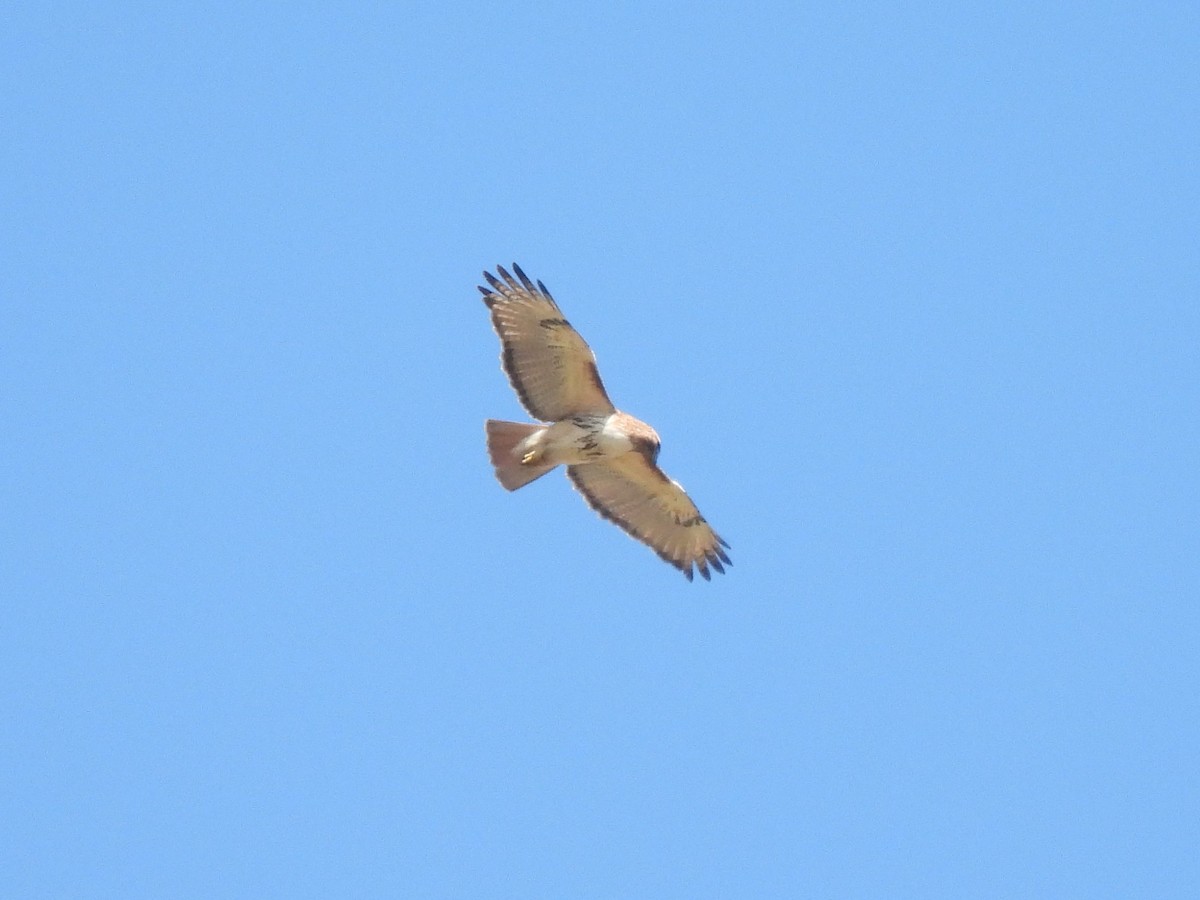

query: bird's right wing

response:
[479,264,616,422]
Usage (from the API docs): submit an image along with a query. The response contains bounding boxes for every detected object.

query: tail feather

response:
[485,419,556,491]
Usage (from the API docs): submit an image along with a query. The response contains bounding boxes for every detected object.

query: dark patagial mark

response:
[632,436,661,465]
[585,361,606,395]
[539,317,570,329]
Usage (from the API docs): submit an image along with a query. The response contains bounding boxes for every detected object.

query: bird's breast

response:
[543,414,633,464]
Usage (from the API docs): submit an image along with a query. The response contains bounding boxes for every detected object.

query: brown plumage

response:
[479,264,730,581]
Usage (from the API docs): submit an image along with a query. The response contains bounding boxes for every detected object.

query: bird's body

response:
[479,264,730,581]
[514,413,651,467]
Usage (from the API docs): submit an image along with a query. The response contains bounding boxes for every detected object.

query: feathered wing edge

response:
[477,262,558,308]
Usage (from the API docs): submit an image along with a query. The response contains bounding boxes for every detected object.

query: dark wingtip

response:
[483,270,502,290]
[683,565,694,582]
[709,556,725,575]
[537,279,553,299]
[512,262,535,291]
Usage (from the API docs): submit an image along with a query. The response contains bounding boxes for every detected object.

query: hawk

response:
[479,263,731,581]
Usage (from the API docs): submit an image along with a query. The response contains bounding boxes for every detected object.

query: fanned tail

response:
[485,419,556,491]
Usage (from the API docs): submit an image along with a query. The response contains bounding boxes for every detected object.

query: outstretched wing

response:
[567,455,731,582]
[478,264,615,422]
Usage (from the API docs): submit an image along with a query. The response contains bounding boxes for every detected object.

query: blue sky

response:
[3,2,1197,896]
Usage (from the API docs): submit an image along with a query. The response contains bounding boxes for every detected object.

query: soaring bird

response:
[479,264,730,581]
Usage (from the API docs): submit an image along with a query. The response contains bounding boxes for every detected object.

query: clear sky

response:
[3,2,1197,897]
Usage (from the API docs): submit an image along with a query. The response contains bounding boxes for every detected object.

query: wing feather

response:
[479,264,615,422]
[567,455,731,581]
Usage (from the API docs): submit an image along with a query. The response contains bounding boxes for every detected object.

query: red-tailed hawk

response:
[479,263,731,581]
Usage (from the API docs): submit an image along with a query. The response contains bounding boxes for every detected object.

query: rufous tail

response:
[485,419,556,491]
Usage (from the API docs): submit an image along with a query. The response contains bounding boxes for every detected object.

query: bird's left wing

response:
[567,454,731,581]
[479,264,615,422]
